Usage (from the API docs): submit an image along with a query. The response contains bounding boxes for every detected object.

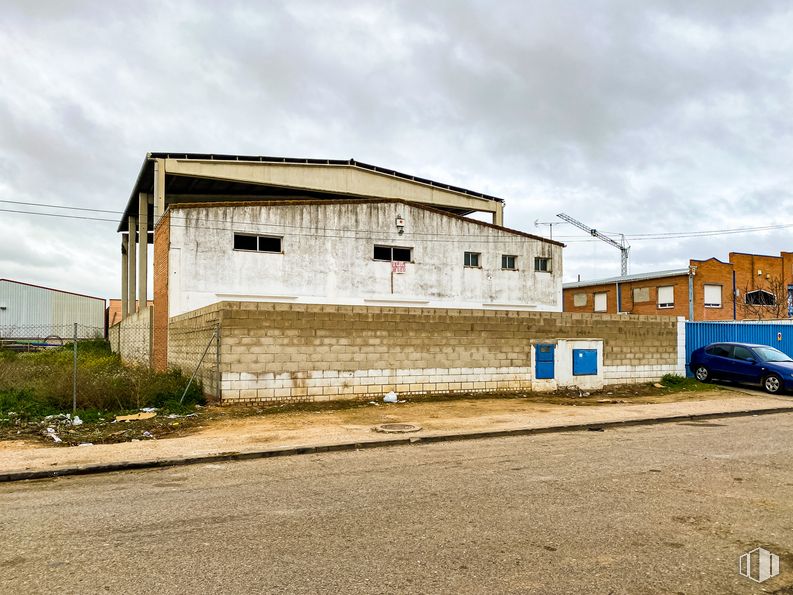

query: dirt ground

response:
[0,381,728,447]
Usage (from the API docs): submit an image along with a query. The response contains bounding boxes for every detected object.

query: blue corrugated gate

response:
[685,321,793,375]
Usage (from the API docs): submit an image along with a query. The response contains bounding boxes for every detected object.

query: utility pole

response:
[556,213,630,276]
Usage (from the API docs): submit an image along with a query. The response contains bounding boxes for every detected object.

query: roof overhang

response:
[118,153,505,232]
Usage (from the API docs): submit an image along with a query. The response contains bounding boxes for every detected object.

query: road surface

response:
[2,414,792,593]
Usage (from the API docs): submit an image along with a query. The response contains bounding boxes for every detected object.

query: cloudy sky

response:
[1,0,792,298]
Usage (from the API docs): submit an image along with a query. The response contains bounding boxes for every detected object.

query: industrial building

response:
[0,279,105,340]
[563,251,793,320]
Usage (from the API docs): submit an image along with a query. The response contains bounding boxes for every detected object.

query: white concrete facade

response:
[166,201,563,316]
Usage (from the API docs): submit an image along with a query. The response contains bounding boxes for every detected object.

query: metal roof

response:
[0,278,105,302]
[563,268,689,289]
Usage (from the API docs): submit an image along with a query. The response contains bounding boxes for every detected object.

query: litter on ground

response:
[115,412,157,422]
[383,391,398,403]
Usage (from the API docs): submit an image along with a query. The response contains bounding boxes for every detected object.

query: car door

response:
[730,345,760,383]
[706,344,734,379]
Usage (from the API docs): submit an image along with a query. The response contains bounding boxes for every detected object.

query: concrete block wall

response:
[191,302,684,404]
[109,305,153,366]
[167,304,221,398]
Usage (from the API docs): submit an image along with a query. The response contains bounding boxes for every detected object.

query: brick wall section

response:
[565,251,793,321]
[563,275,689,318]
[152,212,170,371]
[205,302,680,404]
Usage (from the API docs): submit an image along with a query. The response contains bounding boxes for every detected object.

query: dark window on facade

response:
[373,245,412,262]
[259,236,282,253]
[705,344,733,358]
[464,252,481,267]
[233,233,258,251]
[502,255,517,270]
[234,233,282,253]
[534,257,551,272]
[745,290,776,306]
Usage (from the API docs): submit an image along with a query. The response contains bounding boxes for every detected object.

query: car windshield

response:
[752,346,793,363]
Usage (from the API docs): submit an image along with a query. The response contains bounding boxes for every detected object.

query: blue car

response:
[689,342,793,394]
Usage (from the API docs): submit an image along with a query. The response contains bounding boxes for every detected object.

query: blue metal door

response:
[573,349,598,376]
[535,344,555,379]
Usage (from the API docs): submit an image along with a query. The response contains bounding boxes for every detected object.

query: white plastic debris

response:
[78,442,93,447]
[140,407,158,413]
[142,431,154,438]
[46,427,62,443]
[72,415,83,426]
[383,391,398,403]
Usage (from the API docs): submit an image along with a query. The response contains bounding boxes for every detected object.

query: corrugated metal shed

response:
[0,279,105,339]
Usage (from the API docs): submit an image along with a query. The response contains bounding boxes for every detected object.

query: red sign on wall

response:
[392,261,407,274]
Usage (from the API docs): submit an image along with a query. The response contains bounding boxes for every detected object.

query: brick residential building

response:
[563,251,793,321]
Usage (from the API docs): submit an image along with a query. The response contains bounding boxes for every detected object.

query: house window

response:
[745,289,776,306]
[502,255,517,270]
[704,284,722,308]
[594,292,607,312]
[373,245,412,262]
[573,292,587,307]
[234,233,282,253]
[657,286,675,309]
[534,257,551,272]
[464,252,481,267]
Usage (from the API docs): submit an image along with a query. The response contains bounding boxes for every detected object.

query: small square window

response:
[373,246,392,261]
[534,257,551,272]
[502,255,517,270]
[464,252,481,267]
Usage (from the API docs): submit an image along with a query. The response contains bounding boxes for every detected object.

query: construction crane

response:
[556,213,630,276]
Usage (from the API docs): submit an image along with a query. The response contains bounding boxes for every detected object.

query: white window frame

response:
[703,284,722,308]
[594,292,608,312]
[657,285,675,309]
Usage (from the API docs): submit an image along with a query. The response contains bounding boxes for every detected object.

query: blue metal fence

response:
[685,321,793,375]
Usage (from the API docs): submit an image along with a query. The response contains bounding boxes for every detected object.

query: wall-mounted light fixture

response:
[395,215,405,235]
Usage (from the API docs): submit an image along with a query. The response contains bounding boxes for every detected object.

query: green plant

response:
[0,340,205,419]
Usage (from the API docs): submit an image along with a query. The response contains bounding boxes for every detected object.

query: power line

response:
[0,199,121,214]
[2,199,792,243]
[0,208,118,223]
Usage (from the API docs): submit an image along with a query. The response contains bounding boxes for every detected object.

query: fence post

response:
[216,321,221,402]
[72,322,78,414]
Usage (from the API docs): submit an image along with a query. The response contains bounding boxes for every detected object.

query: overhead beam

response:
[163,158,500,217]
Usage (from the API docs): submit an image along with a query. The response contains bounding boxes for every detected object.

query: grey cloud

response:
[1,0,792,295]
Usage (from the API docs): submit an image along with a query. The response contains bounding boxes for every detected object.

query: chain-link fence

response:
[0,323,105,351]
[167,321,220,401]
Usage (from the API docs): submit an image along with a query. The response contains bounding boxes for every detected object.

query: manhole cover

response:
[373,423,422,434]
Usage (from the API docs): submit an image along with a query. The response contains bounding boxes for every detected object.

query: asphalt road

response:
[2,414,793,594]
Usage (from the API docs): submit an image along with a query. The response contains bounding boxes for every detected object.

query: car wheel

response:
[694,366,710,382]
[763,373,783,394]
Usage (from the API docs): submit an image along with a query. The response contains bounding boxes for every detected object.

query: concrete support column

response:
[153,159,166,223]
[493,203,504,227]
[121,235,128,319]
[138,192,148,310]
[128,215,137,316]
